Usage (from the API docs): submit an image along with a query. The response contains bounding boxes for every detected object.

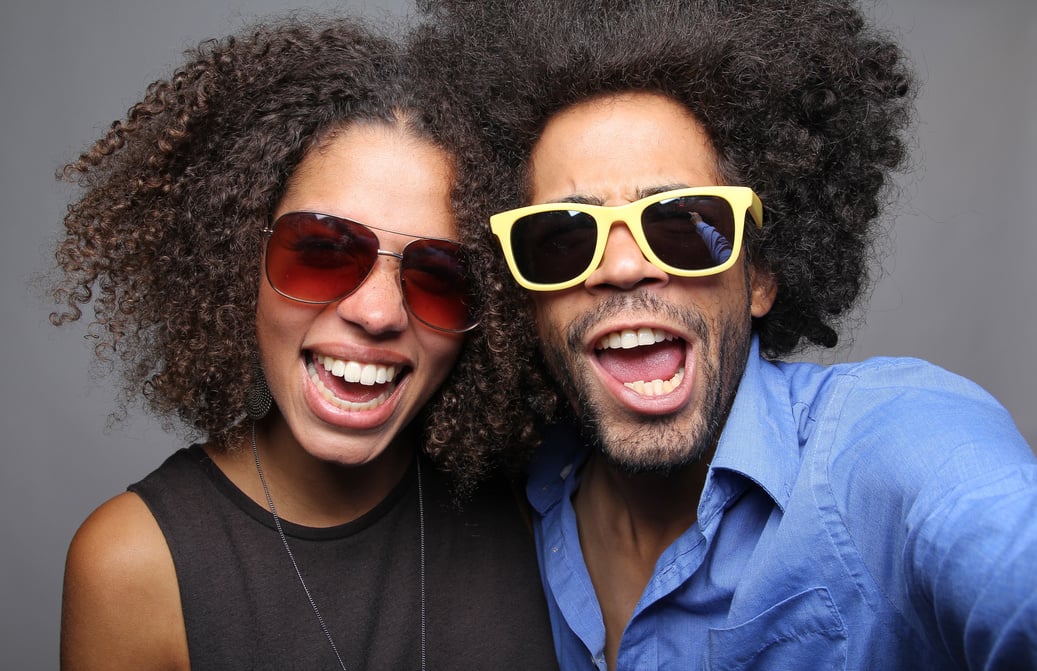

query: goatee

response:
[537,290,753,475]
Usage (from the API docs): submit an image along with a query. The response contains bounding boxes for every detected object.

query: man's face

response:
[526,92,775,474]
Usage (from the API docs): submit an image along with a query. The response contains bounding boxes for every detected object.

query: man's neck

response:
[572,453,709,670]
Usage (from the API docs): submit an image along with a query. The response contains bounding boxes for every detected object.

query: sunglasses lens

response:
[642,195,735,270]
[266,213,379,303]
[401,239,476,332]
[510,210,598,285]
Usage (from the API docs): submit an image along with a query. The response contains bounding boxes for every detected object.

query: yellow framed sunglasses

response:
[489,186,763,291]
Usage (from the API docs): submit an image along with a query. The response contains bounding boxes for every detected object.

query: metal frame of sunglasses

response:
[264,211,478,333]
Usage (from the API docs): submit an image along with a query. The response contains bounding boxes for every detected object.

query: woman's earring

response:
[245,356,273,420]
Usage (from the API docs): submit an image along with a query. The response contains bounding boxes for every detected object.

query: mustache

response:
[563,290,711,353]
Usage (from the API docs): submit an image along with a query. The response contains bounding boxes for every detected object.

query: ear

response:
[748,265,777,318]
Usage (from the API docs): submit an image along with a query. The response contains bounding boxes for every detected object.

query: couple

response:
[54,1,1036,670]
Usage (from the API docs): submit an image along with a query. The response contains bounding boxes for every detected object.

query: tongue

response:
[597,340,684,384]
[315,364,391,403]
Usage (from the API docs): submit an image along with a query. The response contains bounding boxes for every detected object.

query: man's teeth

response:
[624,367,685,397]
[317,355,396,386]
[595,329,684,396]
[596,327,674,351]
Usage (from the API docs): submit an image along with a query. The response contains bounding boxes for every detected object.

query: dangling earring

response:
[245,354,273,420]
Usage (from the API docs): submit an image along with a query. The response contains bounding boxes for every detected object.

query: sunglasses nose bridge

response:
[583,204,670,289]
[368,249,407,290]
[333,248,405,301]
[333,248,410,333]
[597,204,649,258]
[375,248,404,263]
[599,199,648,239]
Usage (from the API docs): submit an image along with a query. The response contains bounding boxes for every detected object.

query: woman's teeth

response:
[317,355,396,386]
[596,327,674,351]
[307,354,398,411]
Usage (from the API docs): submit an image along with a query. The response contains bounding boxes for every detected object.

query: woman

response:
[52,15,557,671]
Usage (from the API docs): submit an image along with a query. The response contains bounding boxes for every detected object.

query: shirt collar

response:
[707,336,800,513]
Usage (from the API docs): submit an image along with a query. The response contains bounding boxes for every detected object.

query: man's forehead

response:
[526,93,719,205]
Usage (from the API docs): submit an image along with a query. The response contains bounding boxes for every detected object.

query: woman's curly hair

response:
[50,13,524,490]
[412,0,916,441]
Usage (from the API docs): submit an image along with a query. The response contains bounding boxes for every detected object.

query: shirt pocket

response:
[705,587,847,671]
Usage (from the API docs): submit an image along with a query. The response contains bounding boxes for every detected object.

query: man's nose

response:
[583,221,669,291]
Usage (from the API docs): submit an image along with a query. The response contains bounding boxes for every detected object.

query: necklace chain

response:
[251,423,427,670]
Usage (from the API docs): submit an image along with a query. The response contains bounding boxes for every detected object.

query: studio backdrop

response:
[1,0,1033,668]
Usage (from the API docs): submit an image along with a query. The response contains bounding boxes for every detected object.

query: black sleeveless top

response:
[129,446,559,671]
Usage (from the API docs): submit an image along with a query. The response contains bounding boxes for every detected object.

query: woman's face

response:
[256,122,465,467]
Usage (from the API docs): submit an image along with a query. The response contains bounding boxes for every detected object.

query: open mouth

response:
[594,327,686,397]
[305,352,406,411]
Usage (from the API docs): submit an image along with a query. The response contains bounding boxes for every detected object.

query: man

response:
[416,0,1037,668]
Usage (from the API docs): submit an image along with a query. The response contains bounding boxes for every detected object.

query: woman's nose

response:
[335,254,410,334]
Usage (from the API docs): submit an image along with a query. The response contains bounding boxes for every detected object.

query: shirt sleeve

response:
[905,460,1037,669]
[821,358,1037,669]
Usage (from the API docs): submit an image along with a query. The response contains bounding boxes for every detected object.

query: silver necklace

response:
[251,423,427,670]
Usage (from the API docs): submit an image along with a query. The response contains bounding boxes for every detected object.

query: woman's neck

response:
[206,415,416,527]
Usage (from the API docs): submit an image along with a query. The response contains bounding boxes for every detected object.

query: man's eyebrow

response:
[547,184,691,206]
[637,183,690,199]
[552,194,605,206]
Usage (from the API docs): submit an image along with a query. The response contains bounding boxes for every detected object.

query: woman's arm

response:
[60,492,189,671]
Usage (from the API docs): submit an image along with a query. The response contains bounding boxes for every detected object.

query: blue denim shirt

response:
[527,338,1037,670]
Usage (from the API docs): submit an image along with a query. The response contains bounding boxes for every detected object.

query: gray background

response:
[2,0,1034,668]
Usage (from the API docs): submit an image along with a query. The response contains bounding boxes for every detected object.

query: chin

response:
[581,408,715,476]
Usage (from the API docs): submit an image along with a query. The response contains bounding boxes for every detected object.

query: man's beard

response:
[539,290,753,476]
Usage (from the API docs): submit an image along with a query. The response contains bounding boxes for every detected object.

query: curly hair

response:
[412,0,916,437]
[50,13,524,489]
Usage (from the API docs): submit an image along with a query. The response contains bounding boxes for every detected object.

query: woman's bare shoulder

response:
[61,491,188,671]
